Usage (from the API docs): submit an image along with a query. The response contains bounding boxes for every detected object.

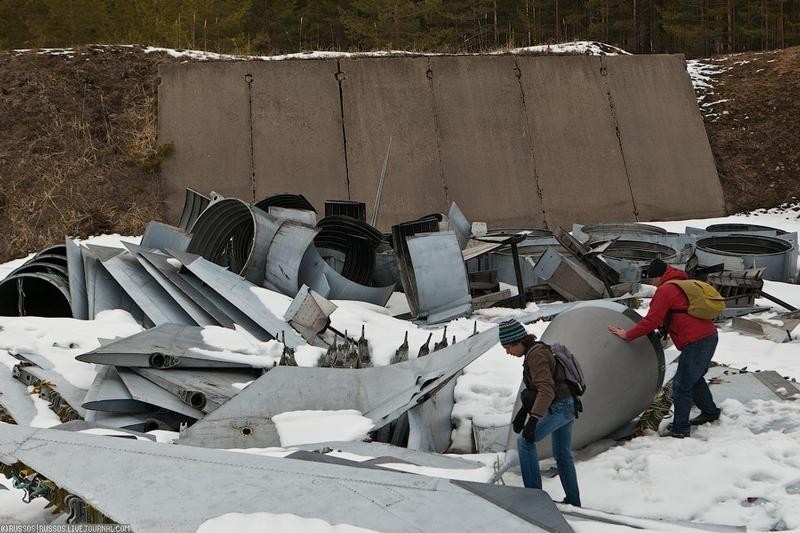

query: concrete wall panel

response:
[250,61,349,211]
[604,55,726,220]
[429,56,545,228]
[158,63,253,223]
[339,58,446,229]
[517,56,636,229]
[158,56,725,231]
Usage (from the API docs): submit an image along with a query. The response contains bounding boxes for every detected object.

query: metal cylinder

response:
[187,198,280,285]
[695,235,795,282]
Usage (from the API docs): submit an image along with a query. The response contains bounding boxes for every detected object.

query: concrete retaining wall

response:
[158,54,725,230]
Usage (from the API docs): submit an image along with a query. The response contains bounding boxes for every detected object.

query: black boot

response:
[691,410,721,426]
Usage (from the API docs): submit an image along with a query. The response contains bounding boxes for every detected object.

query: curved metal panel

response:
[0,271,71,317]
[66,239,89,320]
[263,221,318,295]
[299,246,394,307]
[187,198,280,285]
[696,235,796,282]
[406,232,472,323]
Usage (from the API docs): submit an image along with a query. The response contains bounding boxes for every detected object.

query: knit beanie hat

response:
[645,258,668,278]
[498,319,528,346]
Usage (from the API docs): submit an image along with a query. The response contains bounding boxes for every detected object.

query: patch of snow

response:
[0,314,143,390]
[498,41,630,56]
[193,327,284,368]
[686,59,731,117]
[271,409,374,447]
[572,398,800,530]
[232,380,254,390]
[29,388,64,428]
[0,477,54,525]
[197,512,378,533]
[140,41,627,63]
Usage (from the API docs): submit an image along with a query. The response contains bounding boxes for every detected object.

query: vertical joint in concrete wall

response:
[513,59,548,228]
[335,60,352,200]
[245,73,256,204]
[599,56,639,221]
[426,59,448,206]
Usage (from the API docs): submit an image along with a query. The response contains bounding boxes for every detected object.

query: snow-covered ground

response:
[14,40,629,63]
[2,206,800,531]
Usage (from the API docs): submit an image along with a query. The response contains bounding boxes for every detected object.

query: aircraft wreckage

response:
[1,188,798,529]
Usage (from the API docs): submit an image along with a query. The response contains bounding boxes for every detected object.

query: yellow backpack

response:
[665,279,726,320]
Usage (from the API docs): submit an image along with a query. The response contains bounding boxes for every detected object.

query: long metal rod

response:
[758,290,798,311]
[510,242,526,309]
[370,135,393,228]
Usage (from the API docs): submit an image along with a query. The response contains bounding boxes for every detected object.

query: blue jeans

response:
[671,334,720,434]
[516,397,581,507]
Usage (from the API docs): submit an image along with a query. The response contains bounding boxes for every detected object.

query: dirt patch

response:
[0,45,181,262]
[700,46,800,214]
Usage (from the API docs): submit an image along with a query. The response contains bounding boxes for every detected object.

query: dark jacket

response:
[523,343,572,419]
[625,266,718,350]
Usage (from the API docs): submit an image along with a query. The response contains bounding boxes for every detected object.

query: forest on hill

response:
[0,0,798,59]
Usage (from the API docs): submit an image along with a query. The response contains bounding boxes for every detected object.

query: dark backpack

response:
[550,342,587,398]
[526,341,587,418]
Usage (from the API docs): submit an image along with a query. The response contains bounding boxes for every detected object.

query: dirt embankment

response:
[1,45,798,264]
[700,46,800,215]
[0,45,180,262]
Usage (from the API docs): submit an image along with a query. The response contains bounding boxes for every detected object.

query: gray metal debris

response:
[405,232,472,323]
[0,364,36,425]
[82,244,143,322]
[730,317,799,343]
[0,424,564,533]
[532,247,607,301]
[283,285,337,344]
[178,326,498,450]
[298,245,394,306]
[694,234,797,283]
[706,366,800,404]
[178,187,211,231]
[0,245,71,317]
[170,251,307,348]
[448,202,472,250]
[76,324,275,369]
[133,367,256,413]
[124,244,220,327]
[12,364,87,421]
[116,368,205,419]
[101,250,195,326]
[140,221,191,253]
[262,219,318,295]
[65,238,88,320]
[82,365,151,413]
[263,205,317,225]
[573,222,670,243]
[391,331,409,364]
[186,197,280,285]
[706,268,765,308]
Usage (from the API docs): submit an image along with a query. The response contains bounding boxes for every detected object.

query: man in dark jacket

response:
[608,259,722,438]
[500,318,581,506]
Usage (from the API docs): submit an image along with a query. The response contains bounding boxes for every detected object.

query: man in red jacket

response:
[608,258,722,438]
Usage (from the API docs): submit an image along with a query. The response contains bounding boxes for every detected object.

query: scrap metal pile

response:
[0,189,798,531]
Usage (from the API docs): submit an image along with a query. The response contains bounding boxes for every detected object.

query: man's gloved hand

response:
[512,405,528,434]
[522,416,538,443]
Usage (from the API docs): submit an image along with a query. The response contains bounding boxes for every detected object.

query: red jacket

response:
[625,266,718,350]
